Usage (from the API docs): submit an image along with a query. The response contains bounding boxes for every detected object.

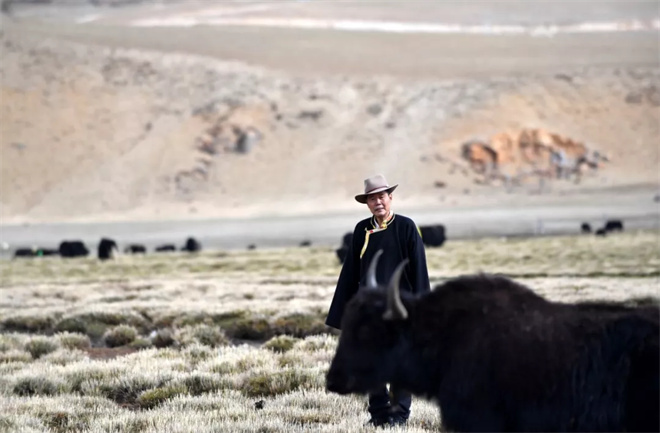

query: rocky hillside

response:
[1,26,658,223]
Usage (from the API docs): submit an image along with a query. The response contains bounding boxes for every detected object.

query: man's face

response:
[366,191,392,220]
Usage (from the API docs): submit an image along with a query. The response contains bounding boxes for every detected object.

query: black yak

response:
[13,247,36,258]
[38,248,59,256]
[604,219,624,232]
[59,240,89,258]
[326,251,659,432]
[420,224,446,247]
[182,237,201,253]
[13,247,58,258]
[98,238,118,260]
[155,244,176,252]
[124,244,147,254]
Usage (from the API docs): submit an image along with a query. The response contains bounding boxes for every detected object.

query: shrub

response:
[41,411,86,433]
[151,329,176,348]
[54,317,87,334]
[271,313,327,338]
[278,352,304,368]
[210,310,249,329]
[55,316,110,342]
[176,325,230,348]
[243,369,319,397]
[0,334,25,353]
[41,348,86,365]
[100,378,154,405]
[25,336,59,359]
[182,374,228,395]
[167,312,210,328]
[192,324,229,347]
[0,350,31,364]
[263,335,298,353]
[55,332,91,350]
[195,325,229,347]
[129,337,152,350]
[226,317,272,340]
[137,385,186,409]
[2,314,55,333]
[66,367,113,394]
[103,325,138,348]
[56,312,150,337]
[13,376,58,396]
[182,344,213,364]
[86,322,110,342]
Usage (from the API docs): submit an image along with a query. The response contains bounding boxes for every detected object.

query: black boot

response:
[366,415,394,428]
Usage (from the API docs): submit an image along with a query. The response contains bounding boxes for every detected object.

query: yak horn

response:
[365,249,383,290]
[383,259,409,321]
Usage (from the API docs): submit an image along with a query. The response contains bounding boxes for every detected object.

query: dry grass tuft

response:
[103,325,138,348]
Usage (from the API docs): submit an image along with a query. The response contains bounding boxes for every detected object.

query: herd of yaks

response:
[7,219,623,261]
[11,237,202,260]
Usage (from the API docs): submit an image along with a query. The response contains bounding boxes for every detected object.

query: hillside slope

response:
[1,25,658,223]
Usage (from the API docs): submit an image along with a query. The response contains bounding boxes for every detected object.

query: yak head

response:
[326,250,411,395]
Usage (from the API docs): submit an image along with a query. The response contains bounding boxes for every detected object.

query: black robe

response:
[326,213,431,329]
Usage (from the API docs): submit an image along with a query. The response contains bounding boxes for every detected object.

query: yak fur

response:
[326,273,659,432]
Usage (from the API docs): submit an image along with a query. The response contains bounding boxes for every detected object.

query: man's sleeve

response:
[325,226,361,329]
[408,221,431,294]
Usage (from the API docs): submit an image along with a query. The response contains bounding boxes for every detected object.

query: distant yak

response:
[327,251,659,432]
[604,219,624,232]
[13,247,37,258]
[59,241,89,258]
[98,238,118,260]
[15,247,59,257]
[419,224,446,247]
[155,244,176,252]
[124,244,147,254]
[182,237,201,253]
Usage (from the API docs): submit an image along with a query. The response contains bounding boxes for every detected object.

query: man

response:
[326,174,431,427]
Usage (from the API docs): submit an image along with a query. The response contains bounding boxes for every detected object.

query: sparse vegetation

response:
[264,335,299,353]
[56,332,91,350]
[243,368,322,397]
[227,316,273,340]
[0,231,658,432]
[137,385,186,409]
[1,314,56,334]
[13,376,59,397]
[176,324,230,348]
[25,337,59,359]
[151,329,176,348]
[103,325,138,348]
[271,313,327,338]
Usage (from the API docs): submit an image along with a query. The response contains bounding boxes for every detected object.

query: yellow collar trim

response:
[371,211,395,229]
[361,212,396,259]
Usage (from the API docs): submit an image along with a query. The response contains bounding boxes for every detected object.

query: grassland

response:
[0,230,658,432]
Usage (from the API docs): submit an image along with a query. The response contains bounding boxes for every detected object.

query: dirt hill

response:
[1,21,658,223]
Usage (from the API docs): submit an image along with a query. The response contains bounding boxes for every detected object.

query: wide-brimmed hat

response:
[354,174,398,204]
